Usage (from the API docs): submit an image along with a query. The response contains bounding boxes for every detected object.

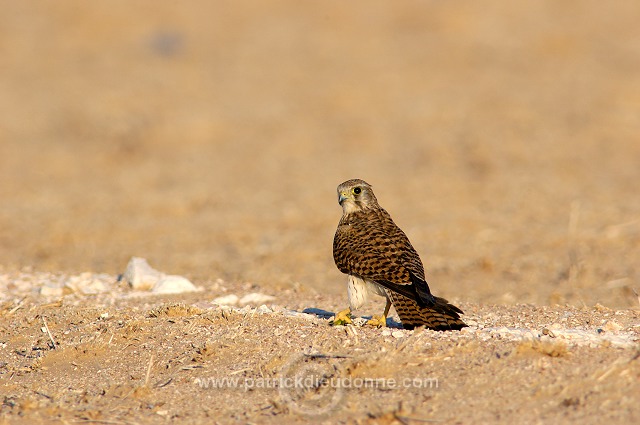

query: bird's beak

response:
[338,192,348,205]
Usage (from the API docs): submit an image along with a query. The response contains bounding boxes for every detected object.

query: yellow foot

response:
[365,315,387,328]
[331,308,352,326]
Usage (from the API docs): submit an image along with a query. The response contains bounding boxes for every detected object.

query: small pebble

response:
[352,317,368,327]
[603,320,622,332]
[212,294,239,306]
[391,330,405,339]
[255,304,273,314]
[239,293,276,305]
[40,286,64,297]
[152,275,198,294]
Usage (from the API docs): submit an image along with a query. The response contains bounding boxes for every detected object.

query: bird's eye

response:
[353,187,361,195]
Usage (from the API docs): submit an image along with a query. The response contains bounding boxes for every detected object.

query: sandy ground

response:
[0,273,638,424]
[1,1,640,424]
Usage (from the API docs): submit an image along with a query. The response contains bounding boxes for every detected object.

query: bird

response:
[332,178,467,331]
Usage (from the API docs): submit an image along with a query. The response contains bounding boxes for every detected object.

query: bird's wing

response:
[333,208,435,306]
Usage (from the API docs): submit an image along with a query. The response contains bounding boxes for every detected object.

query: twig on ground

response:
[144,354,154,387]
[42,316,57,349]
[8,297,26,315]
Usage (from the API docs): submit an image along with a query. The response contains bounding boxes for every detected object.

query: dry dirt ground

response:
[0,274,638,425]
[1,1,640,424]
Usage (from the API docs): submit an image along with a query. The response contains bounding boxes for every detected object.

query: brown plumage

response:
[333,179,466,331]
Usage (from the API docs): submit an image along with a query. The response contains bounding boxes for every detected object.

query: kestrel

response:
[332,179,467,331]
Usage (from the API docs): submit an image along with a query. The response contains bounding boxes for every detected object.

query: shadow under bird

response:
[332,178,467,331]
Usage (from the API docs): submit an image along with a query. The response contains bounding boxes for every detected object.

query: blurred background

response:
[1,1,639,307]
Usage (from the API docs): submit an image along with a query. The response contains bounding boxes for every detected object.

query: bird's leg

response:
[331,307,352,326]
[366,298,391,328]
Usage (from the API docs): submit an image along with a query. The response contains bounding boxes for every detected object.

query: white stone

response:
[391,330,405,339]
[281,309,318,321]
[255,304,273,313]
[352,317,368,327]
[239,292,275,305]
[603,320,622,332]
[80,279,110,294]
[123,257,163,290]
[66,274,110,295]
[40,286,64,297]
[152,275,198,294]
[212,294,240,306]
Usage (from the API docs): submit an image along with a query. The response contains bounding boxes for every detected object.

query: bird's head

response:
[336,179,378,214]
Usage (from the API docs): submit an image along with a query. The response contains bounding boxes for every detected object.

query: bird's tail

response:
[388,292,467,331]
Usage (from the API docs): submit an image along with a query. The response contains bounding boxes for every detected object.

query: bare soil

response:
[1,1,640,424]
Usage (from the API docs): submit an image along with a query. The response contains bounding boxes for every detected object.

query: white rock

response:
[40,286,64,297]
[212,294,240,306]
[352,317,368,327]
[255,304,273,314]
[603,320,622,332]
[123,257,163,290]
[381,329,391,336]
[391,330,405,339]
[152,275,198,294]
[66,273,110,294]
[239,292,275,305]
[80,279,110,295]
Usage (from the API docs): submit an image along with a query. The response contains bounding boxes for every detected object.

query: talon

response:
[331,308,352,326]
[365,315,387,328]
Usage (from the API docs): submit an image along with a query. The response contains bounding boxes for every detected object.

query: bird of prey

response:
[332,179,467,331]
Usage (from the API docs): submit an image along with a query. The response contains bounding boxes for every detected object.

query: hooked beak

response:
[338,192,348,205]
